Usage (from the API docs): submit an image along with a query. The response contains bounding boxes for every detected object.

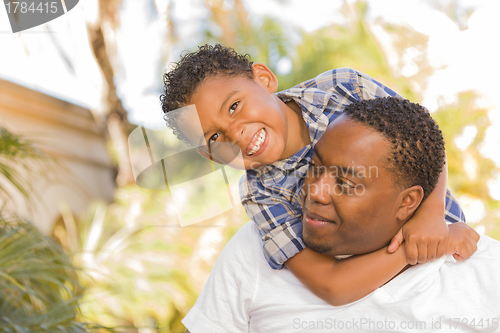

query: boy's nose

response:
[227,124,244,144]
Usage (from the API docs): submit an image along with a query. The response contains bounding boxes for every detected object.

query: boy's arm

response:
[285,246,408,306]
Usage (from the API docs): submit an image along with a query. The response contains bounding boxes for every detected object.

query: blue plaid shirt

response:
[240,68,466,270]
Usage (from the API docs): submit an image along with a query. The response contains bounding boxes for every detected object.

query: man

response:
[183,97,498,333]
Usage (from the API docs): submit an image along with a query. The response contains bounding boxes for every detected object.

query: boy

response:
[160,44,473,305]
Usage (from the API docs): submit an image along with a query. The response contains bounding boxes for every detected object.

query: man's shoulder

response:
[228,221,260,245]
[217,222,263,264]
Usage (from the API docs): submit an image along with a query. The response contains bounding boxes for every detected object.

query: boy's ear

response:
[251,63,278,93]
[395,185,424,222]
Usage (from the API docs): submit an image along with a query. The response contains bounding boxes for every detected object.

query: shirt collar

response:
[276,87,329,126]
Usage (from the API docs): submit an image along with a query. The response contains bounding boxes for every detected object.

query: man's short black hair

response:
[343,97,445,199]
[160,44,253,142]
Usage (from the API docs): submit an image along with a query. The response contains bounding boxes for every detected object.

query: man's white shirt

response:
[183,222,500,333]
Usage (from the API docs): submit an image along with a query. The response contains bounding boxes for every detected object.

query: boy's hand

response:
[446,222,480,260]
[387,207,449,265]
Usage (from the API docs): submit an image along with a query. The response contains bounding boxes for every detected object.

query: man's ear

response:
[251,63,278,93]
[395,185,424,222]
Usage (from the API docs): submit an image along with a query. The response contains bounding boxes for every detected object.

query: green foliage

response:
[0,127,49,205]
[0,216,85,333]
[433,92,500,235]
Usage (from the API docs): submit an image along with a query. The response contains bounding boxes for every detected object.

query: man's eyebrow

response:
[313,146,365,179]
[200,90,240,145]
[314,145,324,163]
[337,165,365,179]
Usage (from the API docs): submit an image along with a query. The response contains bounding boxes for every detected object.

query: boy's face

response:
[184,64,296,170]
[302,115,406,256]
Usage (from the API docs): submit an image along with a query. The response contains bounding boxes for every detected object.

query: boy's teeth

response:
[247,129,266,156]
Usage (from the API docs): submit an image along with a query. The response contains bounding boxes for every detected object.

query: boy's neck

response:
[280,100,311,160]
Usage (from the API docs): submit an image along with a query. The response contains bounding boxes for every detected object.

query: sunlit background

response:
[0,0,499,331]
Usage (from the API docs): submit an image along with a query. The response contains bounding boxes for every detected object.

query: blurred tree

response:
[433,93,500,238]
[83,0,139,187]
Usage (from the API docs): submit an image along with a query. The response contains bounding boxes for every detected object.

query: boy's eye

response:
[209,133,220,146]
[229,101,239,115]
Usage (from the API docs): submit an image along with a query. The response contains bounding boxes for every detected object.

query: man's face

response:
[302,115,405,256]
[184,71,293,170]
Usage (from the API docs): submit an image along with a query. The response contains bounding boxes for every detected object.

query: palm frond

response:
[0,127,51,205]
[0,215,87,333]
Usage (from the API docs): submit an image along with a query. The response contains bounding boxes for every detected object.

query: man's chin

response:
[303,237,334,254]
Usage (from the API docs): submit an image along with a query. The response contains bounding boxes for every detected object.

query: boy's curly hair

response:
[343,97,446,199]
[160,44,254,141]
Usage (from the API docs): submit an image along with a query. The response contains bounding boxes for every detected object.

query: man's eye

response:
[229,102,239,115]
[209,133,220,145]
[310,161,324,176]
[337,178,354,189]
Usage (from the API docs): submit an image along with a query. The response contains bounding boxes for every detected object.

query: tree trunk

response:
[87,25,134,186]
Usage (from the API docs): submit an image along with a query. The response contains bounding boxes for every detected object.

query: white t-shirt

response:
[182,222,500,333]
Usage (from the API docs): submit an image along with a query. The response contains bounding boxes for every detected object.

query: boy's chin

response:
[244,160,265,170]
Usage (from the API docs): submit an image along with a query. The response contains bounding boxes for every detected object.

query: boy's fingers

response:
[388,229,404,253]
[470,227,480,242]
[465,235,477,259]
[426,243,438,262]
[417,243,428,264]
[471,236,478,253]
[405,241,418,265]
[436,241,447,259]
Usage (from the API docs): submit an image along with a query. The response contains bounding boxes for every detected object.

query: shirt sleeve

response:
[240,171,306,270]
[444,189,466,223]
[182,223,258,333]
[353,69,402,100]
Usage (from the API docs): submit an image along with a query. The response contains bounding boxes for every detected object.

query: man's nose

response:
[306,176,331,205]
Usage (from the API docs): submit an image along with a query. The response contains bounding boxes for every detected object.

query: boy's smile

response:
[246,128,267,157]
[184,63,310,170]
